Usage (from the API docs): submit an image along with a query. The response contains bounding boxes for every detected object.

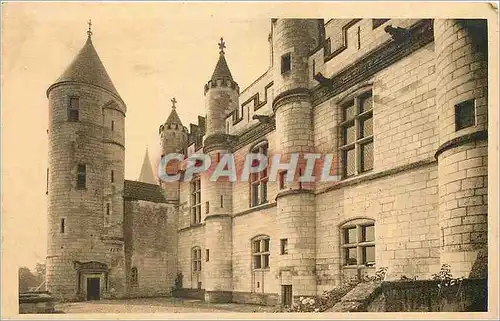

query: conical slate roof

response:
[211,54,233,81]
[166,108,183,126]
[50,37,121,97]
[138,148,157,185]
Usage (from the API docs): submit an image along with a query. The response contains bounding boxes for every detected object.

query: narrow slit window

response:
[67,97,79,122]
[279,170,287,190]
[60,218,65,233]
[220,195,224,208]
[111,170,114,183]
[206,249,210,262]
[280,239,288,255]
[111,120,115,131]
[106,203,110,215]
[77,164,86,189]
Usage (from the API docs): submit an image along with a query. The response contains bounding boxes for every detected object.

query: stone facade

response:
[46,18,489,305]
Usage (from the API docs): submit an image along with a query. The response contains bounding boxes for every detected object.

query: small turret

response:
[159,98,188,155]
[204,38,239,138]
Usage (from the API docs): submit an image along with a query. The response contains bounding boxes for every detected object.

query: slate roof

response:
[211,53,233,81]
[166,108,183,126]
[50,37,121,98]
[123,180,167,203]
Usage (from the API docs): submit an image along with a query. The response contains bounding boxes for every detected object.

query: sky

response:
[2,2,272,270]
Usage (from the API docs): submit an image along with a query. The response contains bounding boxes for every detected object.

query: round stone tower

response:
[271,18,322,301]
[202,38,239,303]
[434,19,488,278]
[159,99,188,200]
[46,28,127,301]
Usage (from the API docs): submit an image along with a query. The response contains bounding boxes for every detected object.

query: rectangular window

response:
[362,246,376,266]
[250,142,269,207]
[340,91,374,178]
[281,53,291,74]
[362,225,375,242]
[77,164,86,189]
[344,227,357,244]
[282,285,293,307]
[60,218,65,233]
[131,267,138,285]
[372,19,390,29]
[111,170,114,183]
[345,247,357,265]
[455,99,476,131]
[205,201,210,214]
[190,176,201,225]
[279,170,287,190]
[206,249,210,262]
[280,239,288,255]
[67,97,79,122]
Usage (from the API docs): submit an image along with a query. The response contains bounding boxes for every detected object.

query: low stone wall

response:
[368,279,487,312]
[232,292,279,306]
[19,292,56,314]
[172,288,205,300]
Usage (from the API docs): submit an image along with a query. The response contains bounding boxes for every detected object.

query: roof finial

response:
[171,97,177,110]
[218,37,226,55]
[87,19,93,38]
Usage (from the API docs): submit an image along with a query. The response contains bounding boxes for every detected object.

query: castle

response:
[46,18,489,305]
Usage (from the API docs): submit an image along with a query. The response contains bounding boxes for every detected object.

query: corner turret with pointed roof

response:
[203,37,240,139]
[204,37,239,95]
[159,98,188,155]
[47,21,124,105]
[165,97,183,126]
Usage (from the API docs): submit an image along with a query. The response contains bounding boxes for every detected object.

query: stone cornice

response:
[232,117,276,151]
[275,189,315,201]
[204,214,232,221]
[203,133,238,153]
[435,130,488,159]
[311,19,434,107]
[316,158,437,195]
[272,87,311,112]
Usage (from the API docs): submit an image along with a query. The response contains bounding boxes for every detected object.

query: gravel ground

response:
[55,297,277,314]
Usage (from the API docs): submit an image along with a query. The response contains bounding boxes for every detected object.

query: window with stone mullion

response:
[250,143,269,207]
[192,248,202,272]
[340,92,373,178]
[190,176,201,224]
[252,237,270,270]
[342,223,375,267]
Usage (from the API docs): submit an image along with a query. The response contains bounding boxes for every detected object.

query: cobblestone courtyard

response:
[55,297,277,314]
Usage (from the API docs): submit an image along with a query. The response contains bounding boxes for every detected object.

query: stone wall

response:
[315,164,440,292]
[367,279,487,312]
[124,200,176,297]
